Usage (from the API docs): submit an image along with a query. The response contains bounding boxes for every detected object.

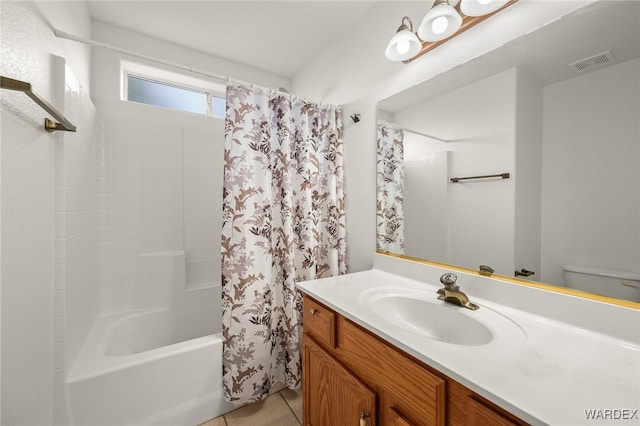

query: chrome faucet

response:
[437,273,479,310]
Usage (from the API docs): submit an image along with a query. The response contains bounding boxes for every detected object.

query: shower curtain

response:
[221,84,346,405]
[376,121,405,254]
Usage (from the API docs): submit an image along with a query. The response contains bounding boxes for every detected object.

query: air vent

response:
[568,51,616,74]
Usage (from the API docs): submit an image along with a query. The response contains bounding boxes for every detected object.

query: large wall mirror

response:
[376,0,639,304]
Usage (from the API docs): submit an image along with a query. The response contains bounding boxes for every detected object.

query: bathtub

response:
[66,284,234,426]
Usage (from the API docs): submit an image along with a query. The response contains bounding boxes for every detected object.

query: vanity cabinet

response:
[304,337,377,425]
[302,295,528,426]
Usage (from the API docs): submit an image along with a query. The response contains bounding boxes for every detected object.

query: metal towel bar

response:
[450,172,510,183]
[1,75,76,132]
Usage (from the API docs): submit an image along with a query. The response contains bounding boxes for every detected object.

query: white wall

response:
[541,58,640,285]
[292,1,593,273]
[1,2,95,425]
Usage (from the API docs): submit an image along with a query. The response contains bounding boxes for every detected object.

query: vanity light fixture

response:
[417,0,462,42]
[460,0,511,17]
[385,16,422,62]
[386,0,517,62]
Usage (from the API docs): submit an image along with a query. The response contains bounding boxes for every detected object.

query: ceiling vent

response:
[568,51,616,74]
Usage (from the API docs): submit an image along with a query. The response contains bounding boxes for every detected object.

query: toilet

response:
[563,265,640,302]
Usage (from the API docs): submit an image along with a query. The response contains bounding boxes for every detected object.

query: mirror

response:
[376,0,640,303]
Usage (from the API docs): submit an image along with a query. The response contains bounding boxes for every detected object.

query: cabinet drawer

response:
[303,296,336,348]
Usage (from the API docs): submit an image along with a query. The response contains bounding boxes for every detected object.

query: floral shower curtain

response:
[376,121,405,254]
[221,84,346,405]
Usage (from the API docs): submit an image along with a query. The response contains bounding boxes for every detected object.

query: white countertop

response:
[296,255,640,426]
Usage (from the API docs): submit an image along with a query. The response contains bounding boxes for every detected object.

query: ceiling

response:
[87,1,379,78]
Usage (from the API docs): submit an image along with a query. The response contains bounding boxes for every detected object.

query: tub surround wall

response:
[182,125,225,288]
[134,251,186,308]
[1,2,95,425]
[98,108,184,313]
[91,20,290,307]
[54,60,100,425]
[96,100,226,312]
[402,150,447,262]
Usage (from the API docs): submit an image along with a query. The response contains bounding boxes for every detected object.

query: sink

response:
[360,287,525,346]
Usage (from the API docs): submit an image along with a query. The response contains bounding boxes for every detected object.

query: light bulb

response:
[431,16,449,35]
[385,18,422,61]
[395,40,411,55]
[460,0,510,17]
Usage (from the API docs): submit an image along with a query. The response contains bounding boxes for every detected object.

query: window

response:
[122,63,226,118]
[127,75,208,114]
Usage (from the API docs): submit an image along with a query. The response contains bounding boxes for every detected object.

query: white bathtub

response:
[66,284,234,426]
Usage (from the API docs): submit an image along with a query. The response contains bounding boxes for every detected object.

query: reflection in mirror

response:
[376,122,405,254]
[376,0,640,303]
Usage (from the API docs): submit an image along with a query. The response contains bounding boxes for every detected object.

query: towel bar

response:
[1,75,76,132]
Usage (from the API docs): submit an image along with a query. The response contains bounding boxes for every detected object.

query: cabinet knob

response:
[360,410,371,426]
[310,308,317,316]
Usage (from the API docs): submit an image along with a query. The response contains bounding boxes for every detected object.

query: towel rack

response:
[450,172,510,183]
[1,75,76,132]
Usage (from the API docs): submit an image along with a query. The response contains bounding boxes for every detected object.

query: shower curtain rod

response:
[54,29,296,98]
[379,120,448,142]
[394,124,450,142]
[403,127,449,143]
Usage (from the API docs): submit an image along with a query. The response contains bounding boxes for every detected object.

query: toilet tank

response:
[562,265,640,302]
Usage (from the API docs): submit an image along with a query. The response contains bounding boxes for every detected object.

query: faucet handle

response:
[440,272,458,289]
[479,265,494,276]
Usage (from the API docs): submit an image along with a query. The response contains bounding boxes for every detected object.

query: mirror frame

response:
[377,251,640,309]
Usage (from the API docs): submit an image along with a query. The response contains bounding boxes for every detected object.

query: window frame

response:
[121,60,226,118]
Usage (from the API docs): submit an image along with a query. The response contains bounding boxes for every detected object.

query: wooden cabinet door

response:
[389,407,415,426]
[468,396,523,426]
[303,335,376,426]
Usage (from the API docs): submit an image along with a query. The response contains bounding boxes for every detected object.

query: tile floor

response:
[199,388,302,426]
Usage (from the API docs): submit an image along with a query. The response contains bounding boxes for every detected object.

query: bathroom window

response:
[123,69,226,118]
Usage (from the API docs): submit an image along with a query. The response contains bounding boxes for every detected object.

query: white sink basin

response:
[360,287,525,346]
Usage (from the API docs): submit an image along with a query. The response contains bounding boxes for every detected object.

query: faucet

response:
[437,273,479,310]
